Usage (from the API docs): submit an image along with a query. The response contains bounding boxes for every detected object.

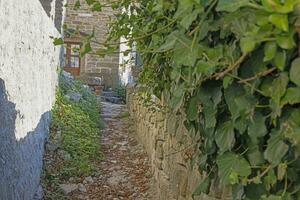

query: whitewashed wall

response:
[119,37,134,85]
[0,0,65,199]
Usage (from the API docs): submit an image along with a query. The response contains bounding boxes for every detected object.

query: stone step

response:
[101,96,124,104]
[101,91,118,97]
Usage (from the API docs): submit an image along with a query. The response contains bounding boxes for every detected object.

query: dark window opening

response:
[64,42,81,76]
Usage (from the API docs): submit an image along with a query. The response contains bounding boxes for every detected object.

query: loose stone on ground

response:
[60,184,78,195]
[68,101,153,200]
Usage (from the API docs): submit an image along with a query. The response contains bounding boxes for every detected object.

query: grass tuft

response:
[42,73,102,199]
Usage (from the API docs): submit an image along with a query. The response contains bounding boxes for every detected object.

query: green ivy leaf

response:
[262,0,297,13]
[263,41,277,62]
[229,171,239,185]
[80,42,92,57]
[96,48,108,57]
[264,130,289,165]
[248,112,267,144]
[91,2,102,11]
[281,87,300,106]
[170,83,185,111]
[268,14,289,31]
[255,11,270,26]
[240,37,256,53]
[246,184,268,199]
[271,73,289,102]
[195,61,216,75]
[192,176,211,196]
[174,46,199,66]
[157,31,179,51]
[290,58,300,87]
[282,109,300,146]
[74,0,81,9]
[217,152,251,185]
[234,118,248,134]
[204,137,217,155]
[269,99,282,120]
[174,0,196,18]
[277,162,287,181]
[274,50,286,70]
[216,0,249,12]
[206,45,224,62]
[173,36,200,66]
[180,10,199,30]
[282,193,293,200]
[158,40,176,52]
[203,103,217,129]
[225,84,247,120]
[239,49,268,78]
[232,184,244,200]
[263,169,277,191]
[261,73,289,105]
[223,76,233,89]
[170,67,181,82]
[234,93,256,118]
[276,32,296,49]
[85,0,95,5]
[186,96,199,121]
[247,144,264,166]
[52,37,64,46]
[215,121,235,153]
[198,20,210,40]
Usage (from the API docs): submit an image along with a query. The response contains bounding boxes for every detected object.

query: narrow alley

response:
[69,101,153,200]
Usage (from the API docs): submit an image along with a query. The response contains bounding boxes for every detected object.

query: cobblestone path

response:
[70,101,153,200]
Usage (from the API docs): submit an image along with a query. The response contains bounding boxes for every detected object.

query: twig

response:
[227,73,265,95]
[213,54,248,79]
[282,173,288,196]
[247,165,272,184]
[65,20,176,47]
[165,143,196,157]
[238,67,276,83]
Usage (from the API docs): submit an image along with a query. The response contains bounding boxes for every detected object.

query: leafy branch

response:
[75,0,300,199]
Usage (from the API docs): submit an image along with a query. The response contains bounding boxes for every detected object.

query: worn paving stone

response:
[60,184,78,195]
[69,101,153,200]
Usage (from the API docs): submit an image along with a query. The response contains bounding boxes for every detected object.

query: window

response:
[64,43,81,68]
[63,42,82,76]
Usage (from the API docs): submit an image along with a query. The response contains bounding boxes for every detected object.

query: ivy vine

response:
[68,0,300,199]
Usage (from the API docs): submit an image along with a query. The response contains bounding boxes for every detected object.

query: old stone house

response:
[64,0,120,89]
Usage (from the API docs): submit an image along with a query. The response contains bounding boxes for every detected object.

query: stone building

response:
[0,0,65,199]
[64,0,120,89]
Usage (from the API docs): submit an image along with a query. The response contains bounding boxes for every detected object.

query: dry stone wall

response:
[0,0,64,199]
[127,86,231,200]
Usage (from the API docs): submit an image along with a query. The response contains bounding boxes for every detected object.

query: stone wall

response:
[127,87,231,200]
[65,0,120,89]
[0,0,64,199]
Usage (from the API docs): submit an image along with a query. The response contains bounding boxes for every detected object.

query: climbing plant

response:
[62,0,300,199]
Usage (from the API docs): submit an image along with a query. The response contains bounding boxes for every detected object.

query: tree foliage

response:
[71,0,300,199]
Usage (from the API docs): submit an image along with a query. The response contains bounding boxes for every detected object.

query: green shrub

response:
[51,92,101,177]
[43,74,102,199]
[103,0,300,199]
[114,85,126,103]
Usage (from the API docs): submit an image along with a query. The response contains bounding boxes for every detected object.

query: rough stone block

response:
[127,89,232,200]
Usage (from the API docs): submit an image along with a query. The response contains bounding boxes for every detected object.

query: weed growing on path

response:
[42,73,102,199]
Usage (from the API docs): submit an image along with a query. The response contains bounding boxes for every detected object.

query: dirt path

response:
[70,101,153,200]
